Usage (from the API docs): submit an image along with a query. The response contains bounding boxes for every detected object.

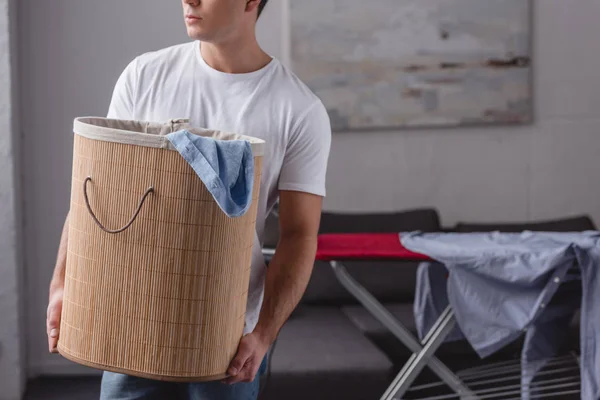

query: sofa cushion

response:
[454,215,596,233]
[303,261,419,305]
[341,303,483,363]
[272,307,393,373]
[342,299,581,365]
[318,209,442,234]
[302,209,442,305]
[262,307,393,400]
[342,303,417,336]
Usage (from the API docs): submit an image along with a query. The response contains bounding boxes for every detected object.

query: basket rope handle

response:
[83,176,154,234]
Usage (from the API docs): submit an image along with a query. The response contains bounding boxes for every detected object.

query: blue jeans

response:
[100,358,268,400]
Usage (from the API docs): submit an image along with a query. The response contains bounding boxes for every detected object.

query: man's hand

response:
[47,288,64,353]
[223,332,270,384]
[47,213,69,354]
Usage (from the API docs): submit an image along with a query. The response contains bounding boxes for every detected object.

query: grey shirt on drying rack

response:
[402,231,600,400]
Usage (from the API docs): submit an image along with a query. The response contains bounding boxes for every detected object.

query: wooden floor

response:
[24,373,581,400]
[25,377,101,400]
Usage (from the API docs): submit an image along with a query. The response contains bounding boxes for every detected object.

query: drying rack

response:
[314,233,582,400]
[406,353,581,399]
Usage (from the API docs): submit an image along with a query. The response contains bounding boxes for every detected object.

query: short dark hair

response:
[257,0,269,18]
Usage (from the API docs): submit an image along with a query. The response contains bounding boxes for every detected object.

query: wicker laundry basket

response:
[57,117,264,382]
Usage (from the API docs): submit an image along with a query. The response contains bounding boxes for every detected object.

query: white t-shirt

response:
[107,41,331,333]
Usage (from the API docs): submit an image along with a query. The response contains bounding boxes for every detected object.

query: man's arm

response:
[255,190,321,341]
[225,190,322,384]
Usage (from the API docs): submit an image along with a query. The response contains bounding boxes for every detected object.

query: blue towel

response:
[166,130,254,218]
[401,231,600,400]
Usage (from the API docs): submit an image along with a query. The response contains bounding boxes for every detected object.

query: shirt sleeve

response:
[278,101,332,197]
[106,58,138,119]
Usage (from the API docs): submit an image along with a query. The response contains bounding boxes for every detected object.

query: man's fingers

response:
[46,307,60,333]
[47,317,59,353]
[222,333,268,385]
[228,352,249,377]
[47,326,59,353]
[224,339,254,384]
[46,305,61,353]
[227,338,253,377]
[223,368,251,384]
[224,359,260,385]
[46,290,64,354]
[48,335,59,353]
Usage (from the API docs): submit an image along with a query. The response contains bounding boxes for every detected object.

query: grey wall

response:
[0,0,26,397]
[324,0,600,225]
[19,0,600,376]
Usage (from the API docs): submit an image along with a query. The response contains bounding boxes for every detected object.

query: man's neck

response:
[200,36,271,74]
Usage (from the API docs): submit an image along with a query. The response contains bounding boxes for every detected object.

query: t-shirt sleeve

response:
[106,58,138,120]
[278,101,332,197]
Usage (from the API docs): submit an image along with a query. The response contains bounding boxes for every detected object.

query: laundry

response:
[167,130,255,218]
[401,231,600,400]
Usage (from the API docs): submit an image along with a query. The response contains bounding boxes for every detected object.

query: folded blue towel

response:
[166,130,254,218]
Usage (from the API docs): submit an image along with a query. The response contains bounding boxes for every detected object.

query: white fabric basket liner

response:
[73,117,265,157]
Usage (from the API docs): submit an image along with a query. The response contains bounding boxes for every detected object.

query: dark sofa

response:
[259,209,594,400]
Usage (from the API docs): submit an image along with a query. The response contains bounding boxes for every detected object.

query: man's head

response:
[182,0,269,43]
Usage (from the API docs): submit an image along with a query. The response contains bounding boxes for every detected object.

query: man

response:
[45,0,332,399]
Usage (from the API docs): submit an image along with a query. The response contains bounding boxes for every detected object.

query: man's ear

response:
[245,0,261,13]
